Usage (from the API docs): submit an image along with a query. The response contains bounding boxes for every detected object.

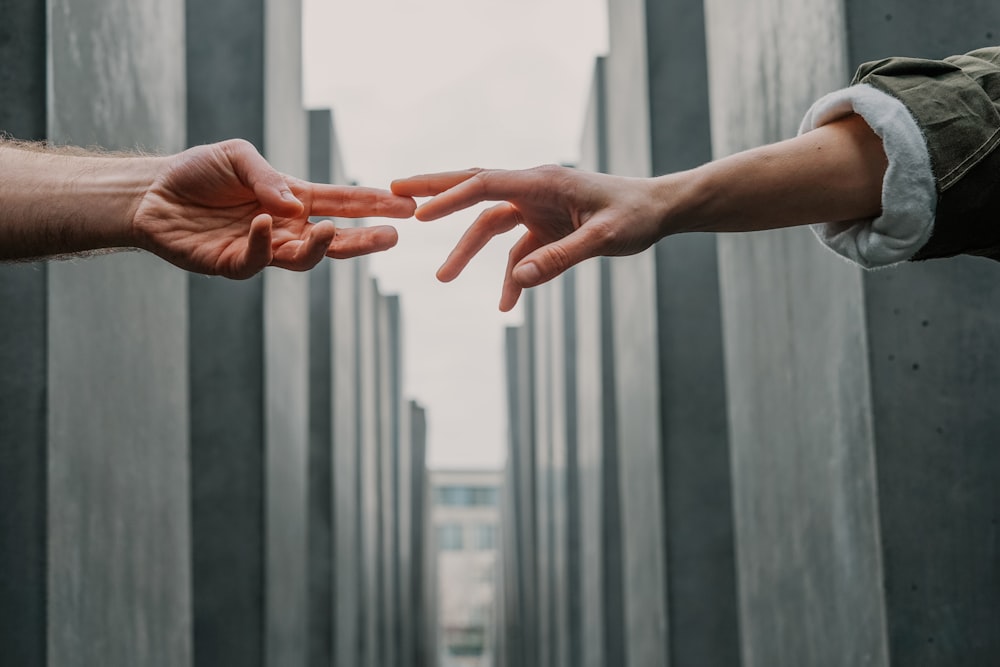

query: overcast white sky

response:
[303,0,609,469]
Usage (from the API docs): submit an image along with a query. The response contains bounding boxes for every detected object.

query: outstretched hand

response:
[134,139,416,279]
[391,165,666,310]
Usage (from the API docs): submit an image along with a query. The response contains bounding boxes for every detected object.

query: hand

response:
[391,165,665,310]
[133,139,416,279]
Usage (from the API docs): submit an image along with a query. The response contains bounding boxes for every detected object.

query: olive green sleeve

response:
[854,47,1000,261]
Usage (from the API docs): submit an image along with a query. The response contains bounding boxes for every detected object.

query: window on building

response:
[471,524,497,550]
[438,523,464,550]
[435,485,499,507]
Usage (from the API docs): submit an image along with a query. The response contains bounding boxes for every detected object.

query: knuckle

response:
[590,221,619,249]
[545,243,572,273]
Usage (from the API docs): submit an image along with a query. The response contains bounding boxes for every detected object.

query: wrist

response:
[647,168,713,238]
[87,155,164,250]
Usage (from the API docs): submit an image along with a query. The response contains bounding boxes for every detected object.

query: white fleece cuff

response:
[799,83,936,268]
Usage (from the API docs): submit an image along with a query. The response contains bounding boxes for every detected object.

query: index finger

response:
[406,169,535,221]
[390,169,483,197]
[305,183,417,219]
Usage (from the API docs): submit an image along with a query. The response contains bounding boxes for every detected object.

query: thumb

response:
[511,226,600,288]
[222,139,304,217]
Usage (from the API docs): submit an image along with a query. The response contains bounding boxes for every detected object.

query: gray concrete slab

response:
[529,286,556,667]
[0,264,47,667]
[572,56,628,667]
[264,267,310,667]
[185,0,268,662]
[705,1,1000,664]
[378,292,400,667]
[503,326,529,667]
[0,7,48,663]
[398,390,415,666]
[332,249,362,667]
[306,107,338,667]
[358,272,381,667]
[643,0,742,662]
[189,274,266,667]
[262,2,309,664]
[45,2,191,665]
[408,402,435,667]
[604,2,668,664]
[546,276,572,667]
[517,317,539,667]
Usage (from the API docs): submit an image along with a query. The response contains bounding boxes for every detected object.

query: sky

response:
[303,0,609,469]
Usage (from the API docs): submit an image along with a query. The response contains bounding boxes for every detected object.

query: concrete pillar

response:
[398,390,415,667]
[408,402,436,667]
[644,0,742,663]
[358,272,381,667]
[529,286,558,667]
[571,56,629,667]
[185,0,264,663]
[307,109,336,667]
[604,0,742,662]
[502,324,540,667]
[186,0,308,663]
[42,2,191,666]
[0,5,48,665]
[261,1,310,659]
[603,1,669,663]
[378,292,401,667]
[704,1,1000,665]
[332,217,363,667]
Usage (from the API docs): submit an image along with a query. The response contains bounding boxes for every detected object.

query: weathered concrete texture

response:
[0,8,48,660]
[185,0,270,662]
[705,1,1000,665]
[306,108,340,667]
[308,256,334,667]
[358,271,381,667]
[397,389,415,666]
[0,0,46,140]
[45,1,191,666]
[529,286,557,667]
[604,1,668,664]
[409,402,437,667]
[264,267,310,667]
[332,252,362,667]
[503,322,541,667]
[403,401,437,667]
[572,57,628,667]
[0,266,47,667]
[261,1,310,664]
[263,7,310,644]
[378,293,400,667]
[545,275,575,667]
[189,275,266,667]
[643,0,742,663]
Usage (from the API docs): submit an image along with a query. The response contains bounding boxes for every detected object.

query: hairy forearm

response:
[657,114,887,237]
[0,142,161,261]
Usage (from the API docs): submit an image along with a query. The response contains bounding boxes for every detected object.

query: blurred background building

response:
[430,470,502,667]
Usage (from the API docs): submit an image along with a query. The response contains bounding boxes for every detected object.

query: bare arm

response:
[392,114,887,310]
[0,138,416,278]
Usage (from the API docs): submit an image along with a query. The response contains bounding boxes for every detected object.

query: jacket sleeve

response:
[854,47,1000,262]
[801,47,1000,266]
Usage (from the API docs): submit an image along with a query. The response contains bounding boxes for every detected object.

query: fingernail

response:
[513,262,541,286]
[282,191,301,204]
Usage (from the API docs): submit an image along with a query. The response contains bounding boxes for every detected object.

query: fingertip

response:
[511,261,542,288]
[414,204,433,222]
[389,179,409,196]
[374,224,399,249]
[436,265,456,283]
